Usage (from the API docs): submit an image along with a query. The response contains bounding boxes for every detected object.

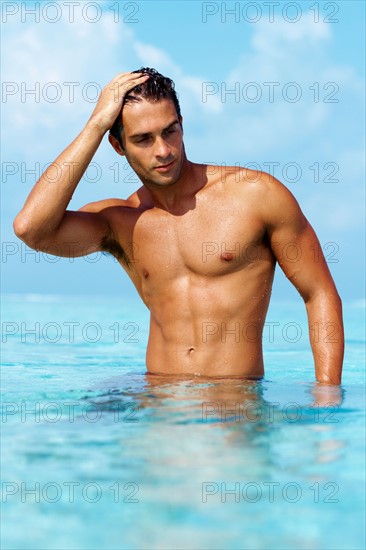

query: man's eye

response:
[138,137,150,142]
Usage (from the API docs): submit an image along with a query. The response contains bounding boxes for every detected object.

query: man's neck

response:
[143,159,205,214]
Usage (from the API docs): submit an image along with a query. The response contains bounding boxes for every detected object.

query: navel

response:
[142,269,149,279]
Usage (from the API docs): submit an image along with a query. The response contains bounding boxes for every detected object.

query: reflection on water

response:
[86,373,345,429]
[79,375,347,478]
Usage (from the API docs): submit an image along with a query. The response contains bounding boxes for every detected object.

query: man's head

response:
[109,67,182,149]
[108,68,186,189]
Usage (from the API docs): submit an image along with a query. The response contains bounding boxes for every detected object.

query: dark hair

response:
[109,67,181,148]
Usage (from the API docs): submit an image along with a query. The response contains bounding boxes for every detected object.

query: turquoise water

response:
[1,294,365,550]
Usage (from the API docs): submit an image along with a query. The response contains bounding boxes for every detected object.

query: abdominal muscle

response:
[143,270,273,378]
[146,327,265,378]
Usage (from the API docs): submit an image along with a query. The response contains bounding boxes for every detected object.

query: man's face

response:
[120,98,185,188]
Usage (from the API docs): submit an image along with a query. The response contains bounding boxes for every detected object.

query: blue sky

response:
[1,0,365,301]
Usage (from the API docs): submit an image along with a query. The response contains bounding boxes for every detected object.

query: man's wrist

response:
[84,116,110,139]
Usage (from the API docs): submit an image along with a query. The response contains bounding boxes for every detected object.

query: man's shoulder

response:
[231,167,284,190]
[78,187,151,214]
[209,165,303,223]
[78,198,134,213]
[202,163,282,189]
[206,165,289,200]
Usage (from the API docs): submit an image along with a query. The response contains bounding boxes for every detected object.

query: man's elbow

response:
[328,289,343,315]
[13,214,38,249]
[305,286,343,309]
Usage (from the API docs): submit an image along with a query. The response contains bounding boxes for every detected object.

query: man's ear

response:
[179,116,183,133]
[108,133,125,157]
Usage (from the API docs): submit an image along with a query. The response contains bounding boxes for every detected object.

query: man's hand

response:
[88,72,149,134]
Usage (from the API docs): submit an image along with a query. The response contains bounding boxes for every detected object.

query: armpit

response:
[101,234,131,268]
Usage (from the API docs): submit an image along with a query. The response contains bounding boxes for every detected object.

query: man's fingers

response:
[107,74,149,102]
[113,72,149,84]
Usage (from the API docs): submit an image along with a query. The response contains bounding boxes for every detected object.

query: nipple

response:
[221,252,235,262]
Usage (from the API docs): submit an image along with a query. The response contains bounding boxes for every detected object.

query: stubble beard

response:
[130,146,187,190]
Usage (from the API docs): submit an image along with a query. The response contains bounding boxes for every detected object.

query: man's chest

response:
[119,201,272,279]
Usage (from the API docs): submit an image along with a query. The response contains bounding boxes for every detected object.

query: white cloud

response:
[133,40,222,114]
[134,41,175,70]
[199,12,363,161]
[2,11,136,138]
[252,11,331,55]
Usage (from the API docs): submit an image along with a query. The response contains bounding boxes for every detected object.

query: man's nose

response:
[154,137,171,159]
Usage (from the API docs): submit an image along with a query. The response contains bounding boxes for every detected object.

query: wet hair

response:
[109,67,182,149]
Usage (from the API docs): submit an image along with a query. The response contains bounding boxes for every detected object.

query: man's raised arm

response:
[259,173,344,385]
[13,72,149,257]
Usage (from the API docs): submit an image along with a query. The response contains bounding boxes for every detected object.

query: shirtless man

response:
[13,68,344,384]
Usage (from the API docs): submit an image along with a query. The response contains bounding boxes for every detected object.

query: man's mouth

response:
[154,160,175,172]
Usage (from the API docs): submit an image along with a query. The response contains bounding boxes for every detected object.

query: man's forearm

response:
[306,291,344,385]
[13,120,105,246]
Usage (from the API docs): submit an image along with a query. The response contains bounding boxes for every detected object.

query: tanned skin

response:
[13,72,344,384]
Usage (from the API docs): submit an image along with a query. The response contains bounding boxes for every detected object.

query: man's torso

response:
[105,166,276,377]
